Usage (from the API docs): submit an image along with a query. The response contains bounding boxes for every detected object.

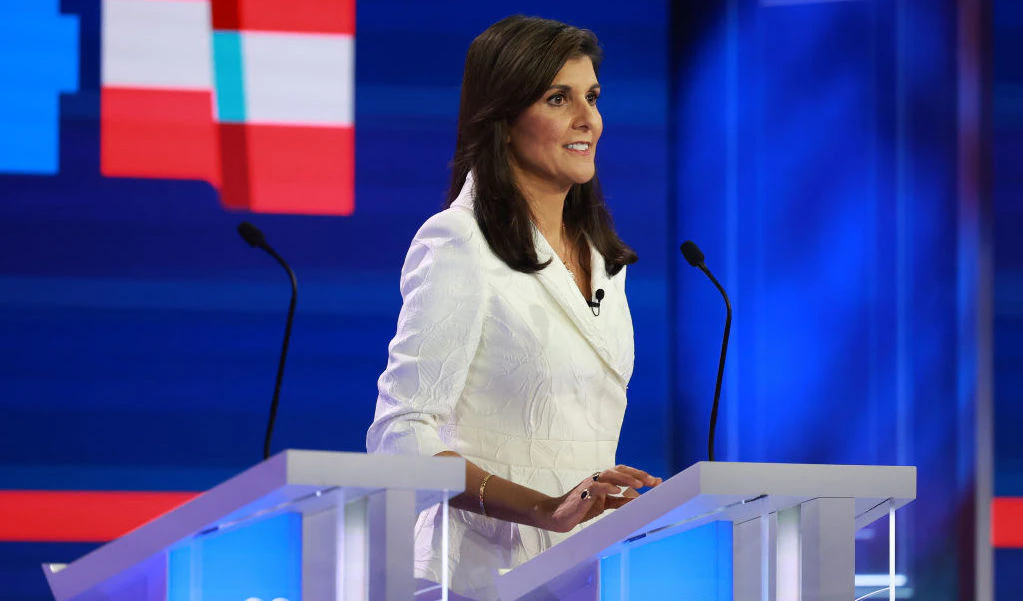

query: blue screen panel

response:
[168,512,302,601]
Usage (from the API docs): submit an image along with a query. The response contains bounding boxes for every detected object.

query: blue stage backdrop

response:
[0,0,1009,599]
[670,1,990,600]
[0,1,669,597]
[993,0,1023,597]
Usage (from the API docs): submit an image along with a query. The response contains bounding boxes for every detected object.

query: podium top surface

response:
[46,449,465,601]
[497,461,916,600]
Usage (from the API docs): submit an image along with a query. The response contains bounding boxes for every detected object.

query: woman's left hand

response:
[534,464,661,532]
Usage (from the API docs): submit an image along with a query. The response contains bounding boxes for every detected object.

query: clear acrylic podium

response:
[496,462,916,601]
[42,450,465,601]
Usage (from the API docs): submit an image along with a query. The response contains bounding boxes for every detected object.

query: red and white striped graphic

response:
[100,0,355,216]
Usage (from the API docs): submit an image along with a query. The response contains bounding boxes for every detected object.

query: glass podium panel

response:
[168,512,302,601]
[854,501,903,601]
[42,452,462,601]
[598,499,901,601]
[164,489,451,601]
[599,521,733,601]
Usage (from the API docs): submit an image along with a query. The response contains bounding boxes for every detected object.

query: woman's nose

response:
[574,102,598,129]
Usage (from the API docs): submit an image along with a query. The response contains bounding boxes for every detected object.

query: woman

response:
[366,15,661,600]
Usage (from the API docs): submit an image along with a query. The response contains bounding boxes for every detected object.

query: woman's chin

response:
[570,170,597,186]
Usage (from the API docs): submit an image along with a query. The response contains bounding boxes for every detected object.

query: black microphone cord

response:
[681,241,732,462]
[263,245,298,461]
[698,264,731,462]
[237,222,298,461]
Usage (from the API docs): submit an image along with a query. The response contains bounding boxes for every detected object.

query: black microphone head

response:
[238,222,267,249]
[595,289,605,301]
[680,240,705,267]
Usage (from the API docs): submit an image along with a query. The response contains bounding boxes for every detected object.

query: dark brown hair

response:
[446,15,637,275]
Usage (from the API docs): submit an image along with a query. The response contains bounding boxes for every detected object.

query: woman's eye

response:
[587,93,600,105]
[547,93,566,106]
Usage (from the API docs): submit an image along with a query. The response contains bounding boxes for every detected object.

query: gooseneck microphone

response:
[588,288,605,316]
[680,240,732,462]
[237,222,298,461]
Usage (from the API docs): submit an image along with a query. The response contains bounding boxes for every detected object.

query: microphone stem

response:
[263,245,298,461]
[700,264,732,462]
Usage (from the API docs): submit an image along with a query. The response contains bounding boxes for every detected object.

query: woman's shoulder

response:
[400,205,487,291]
[413,203,481,248]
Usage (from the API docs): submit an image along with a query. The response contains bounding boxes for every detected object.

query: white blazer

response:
[366,174,634,600]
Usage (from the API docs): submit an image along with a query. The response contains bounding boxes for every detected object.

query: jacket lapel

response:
[452,173,629,386]
[530,228,629,386]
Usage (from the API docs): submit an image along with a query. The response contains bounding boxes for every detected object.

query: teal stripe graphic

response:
[212,31,246,123]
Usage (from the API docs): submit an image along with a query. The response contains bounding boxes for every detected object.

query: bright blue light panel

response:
[167,545,191,601]
[168,512,302,601]
[600,522,732,601]
[0,0,78,174]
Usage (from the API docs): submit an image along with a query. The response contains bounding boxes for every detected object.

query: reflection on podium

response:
[43,450,464,601]
[42,456,913,601]
[496,462,915,601]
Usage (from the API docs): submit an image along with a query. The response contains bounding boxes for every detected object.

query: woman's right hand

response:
[536,465,663,533]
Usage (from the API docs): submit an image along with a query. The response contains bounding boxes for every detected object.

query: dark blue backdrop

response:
[669,1,984,598]
[0,2,670,597]
[2,0,1016,599]
[993,0,1023,597]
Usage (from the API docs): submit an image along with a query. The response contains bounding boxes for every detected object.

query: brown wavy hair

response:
[446,15,638,276]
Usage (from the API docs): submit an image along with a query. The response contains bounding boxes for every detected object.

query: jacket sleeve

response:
[365,209,486,457]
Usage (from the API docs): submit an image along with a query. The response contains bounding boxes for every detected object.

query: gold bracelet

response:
[479,473,494,516]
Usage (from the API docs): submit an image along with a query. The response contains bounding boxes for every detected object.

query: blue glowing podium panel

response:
[41,450,465,601]
[497,462,916,601]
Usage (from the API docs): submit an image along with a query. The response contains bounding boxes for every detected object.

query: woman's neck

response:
[529,197,566,245]
[514,173,592,298]
[514,169,570,245]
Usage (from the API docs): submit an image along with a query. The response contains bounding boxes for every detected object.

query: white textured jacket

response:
[366,174,634,600]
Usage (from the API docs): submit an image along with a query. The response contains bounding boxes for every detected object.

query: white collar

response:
[450,171,476,211]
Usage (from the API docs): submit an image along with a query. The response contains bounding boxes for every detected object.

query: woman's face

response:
[507,56,602,196]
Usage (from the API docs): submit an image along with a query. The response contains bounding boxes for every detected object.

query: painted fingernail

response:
[581,490,590,500]
[592,473,600,481]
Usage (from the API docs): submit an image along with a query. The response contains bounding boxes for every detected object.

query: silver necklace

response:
[554,224,577,279]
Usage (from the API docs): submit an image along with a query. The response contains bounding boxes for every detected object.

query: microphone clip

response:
[588,289,605,317]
